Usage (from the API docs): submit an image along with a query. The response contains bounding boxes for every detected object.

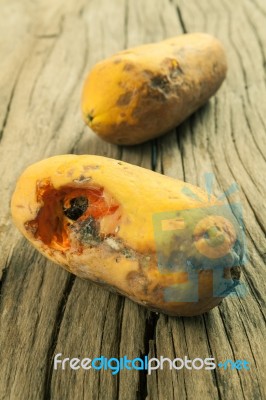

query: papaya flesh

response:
[81,33,227,145]
[11,155,243,316]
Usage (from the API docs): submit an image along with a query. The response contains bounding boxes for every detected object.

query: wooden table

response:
[0,0,265,399]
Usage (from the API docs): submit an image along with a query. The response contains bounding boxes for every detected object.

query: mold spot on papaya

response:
[116,91,133,106]
[73,216,100,244]
[122,247,136,259]
[123,63,135,71]
[105,237,121,251]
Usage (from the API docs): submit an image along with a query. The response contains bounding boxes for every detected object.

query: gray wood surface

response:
[0,0,265,399]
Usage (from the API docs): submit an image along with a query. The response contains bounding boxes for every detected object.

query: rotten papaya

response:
[81,33,227,145]
[11,155,243,316]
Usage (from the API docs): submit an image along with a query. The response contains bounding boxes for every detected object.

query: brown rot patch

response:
[24,179,120,251]
[150,75,170,91]
[123,63,135,72]
[161,58,184,80]
[169,64,183,79]
[142,70,153,79]
[116,91,133,106]
[126,271,149,294]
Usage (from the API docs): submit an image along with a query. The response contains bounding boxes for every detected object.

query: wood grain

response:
[0,0,265,399]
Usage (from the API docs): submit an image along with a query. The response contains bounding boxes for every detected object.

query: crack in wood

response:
[203,315,222,400]
[176,5,187,33]
[240,96,266,162]
[151,140,158,171]
[0,59,26,142]
[116,298,125,400]
[242,269,266,321]
[218,307,247,400]
[242,4,266,79]
[138,312,159,400]
[43,273,76,400]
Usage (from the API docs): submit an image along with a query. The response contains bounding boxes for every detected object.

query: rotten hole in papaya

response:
[25,179,120,250]
[63,196,88,220]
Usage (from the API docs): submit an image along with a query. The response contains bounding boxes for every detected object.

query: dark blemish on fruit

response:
[116,91,133,106]
[73,175,91,183]
[123,63,135,71]
[120,112,126,117]
[169,65,183,79]
[150,75,169,89]
[122,247,135,259]
[161,58,184,79]
[75,216,100,243]
[24,220,38,234]
[126,271,149,294]
[152,284,163,298]
[63,196,88,220]
[230,265,241,281]
[87,114,94,123]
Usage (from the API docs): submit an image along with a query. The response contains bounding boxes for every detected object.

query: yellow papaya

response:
[81,33,227,145]
[11,155,242,316]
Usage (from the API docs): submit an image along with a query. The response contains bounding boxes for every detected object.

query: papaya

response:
[81,33,227,145]
[11,155,243,316]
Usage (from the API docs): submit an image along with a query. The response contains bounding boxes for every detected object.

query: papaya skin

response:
[81,33,227,145]
[11,155,242,317]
